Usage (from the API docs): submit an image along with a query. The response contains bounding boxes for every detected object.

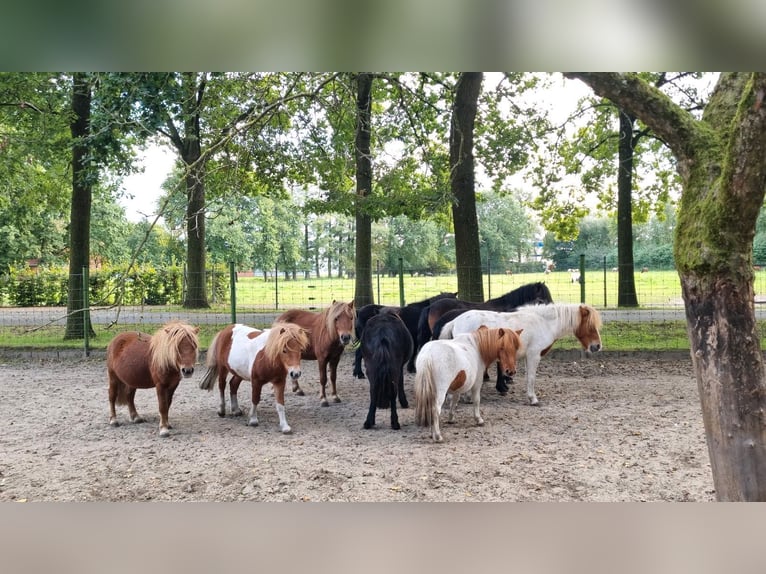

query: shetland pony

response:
[107,321,200,437]
[200,322,309,433]
[415,282,552,357]
[353,291,457,378]
[277,301,356,406]
[359,310,414,430]
[438,303,602,406]
[414,326,522,442]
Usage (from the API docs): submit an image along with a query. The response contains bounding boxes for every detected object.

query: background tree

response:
[533,73,708,307]
[565,72,766,501]
[450,72,484,302]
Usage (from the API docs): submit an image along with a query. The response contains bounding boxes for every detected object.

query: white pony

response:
[414,326,522,442]
[438,303,602,406]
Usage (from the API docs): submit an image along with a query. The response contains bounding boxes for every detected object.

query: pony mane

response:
[322,301,356,340]
[490,282,552,306]
[149,321,200,372]
[263,322,309,363]
[518,303,602,330]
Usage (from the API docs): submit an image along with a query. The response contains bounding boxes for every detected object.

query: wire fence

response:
[3,260,766,353]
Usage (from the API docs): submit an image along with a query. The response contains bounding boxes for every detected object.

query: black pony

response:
[360,310,413,430]
[416,282,553,392]
[352,291,457,378]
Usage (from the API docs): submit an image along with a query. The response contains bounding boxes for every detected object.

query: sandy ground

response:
[0,348,715,501]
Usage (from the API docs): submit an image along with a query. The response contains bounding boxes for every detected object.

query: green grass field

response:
[2,269,766,352]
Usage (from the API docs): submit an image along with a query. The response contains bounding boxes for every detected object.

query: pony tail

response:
[370,341,396,409]
[114,378,129,406]
[199,331,221,391]
[414,361,435,428]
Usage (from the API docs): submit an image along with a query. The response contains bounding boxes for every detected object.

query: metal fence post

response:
[398,257,405,307]
[82,266,90,357]
[579,253,586,303]
[229,261,237,324]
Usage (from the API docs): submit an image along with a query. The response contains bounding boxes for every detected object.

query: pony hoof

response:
[232,410,243,417]
[363,422,372,429]
[320,401,330,407]
[217,411,226,418]
[529,401,540,407]
[159,428,170,438]
[109,420,119,427]
[399,401,409,409]
[294,390,305,396]
[131,416,145,424]
[392,423,401,430]
[333,396,342,404]
[248,419,259,427]
[281,427,292,434]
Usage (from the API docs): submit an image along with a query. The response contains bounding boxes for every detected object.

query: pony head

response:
[327,300,356,346]
[474,325,523,378]
[575,305,602,354]
[266,322,310,381]
[150,321,200,376]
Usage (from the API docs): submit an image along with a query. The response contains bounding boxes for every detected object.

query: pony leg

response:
[397,368,409,408]
[272,381,291,434]
[389,396,400,430]
[363,384,377,429]
[431,400,444,442]
[229,376,243,417]
[446,392,460,424]
[291,375,305,396]
[353,346,366,379]
[126,388,145,423]
[495,360,510,395]
[525,355,541,406]
[248,381,264,427]
[155,385,171,437]
[327,355,342,404]
[470,385,484,426]
[317,358,330,407]
[108,373,121,427]
[217,371,228,417]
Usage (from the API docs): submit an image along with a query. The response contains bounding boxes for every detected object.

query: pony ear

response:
[193,326,200,334]
[349,300,355,309]
[477,324,489,331]
[280,327,286,334]
[515,328,524,336]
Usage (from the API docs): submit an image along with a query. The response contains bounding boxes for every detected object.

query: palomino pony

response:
[415,282,553,356]
[438,303,603,406]
[200,322,309,434]
[107,321,200,437]
[277,300,356,407]
[352,291,457,378]
[359,310,414,430]
[414,326,522,442]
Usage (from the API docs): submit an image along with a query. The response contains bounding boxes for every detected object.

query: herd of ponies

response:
[106,282,603,442]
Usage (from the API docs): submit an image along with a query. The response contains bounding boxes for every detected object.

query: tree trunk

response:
[183,156,209,308]
[450,72,484,302]
[565,72,766,500]
[64,73,96,340]
[353,73,374,306]
[617,109,639,307]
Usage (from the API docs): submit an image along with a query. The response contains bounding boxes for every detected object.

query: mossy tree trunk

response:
[566,72,766,500]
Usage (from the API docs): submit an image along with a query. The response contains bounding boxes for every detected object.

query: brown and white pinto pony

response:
[107,321,200,437]
[277,300,356,407]
[414,326,523,442]
[200,322,309,434]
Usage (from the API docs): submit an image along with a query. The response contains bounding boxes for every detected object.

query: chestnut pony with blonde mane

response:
[200,322,309,434]
[107,321,200,437]
[277,300,356,407]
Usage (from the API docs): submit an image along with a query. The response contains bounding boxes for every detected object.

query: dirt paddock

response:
[0,348,715,501]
